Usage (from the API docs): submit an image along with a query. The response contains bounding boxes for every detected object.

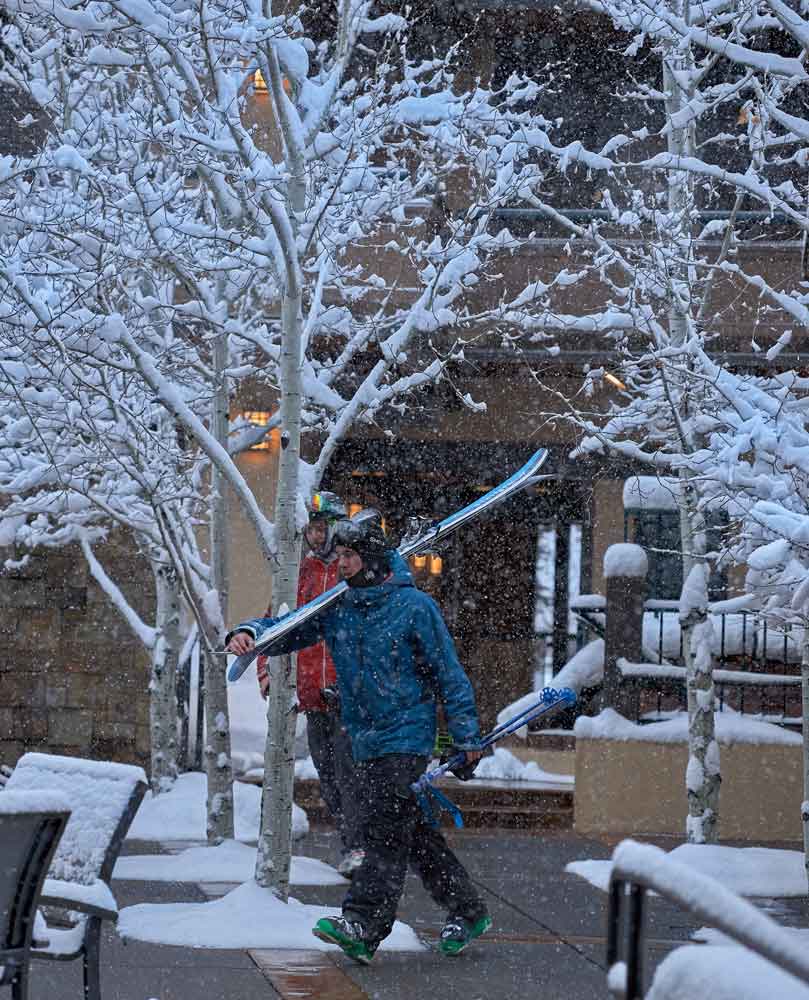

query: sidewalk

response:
[25,826,803,1000]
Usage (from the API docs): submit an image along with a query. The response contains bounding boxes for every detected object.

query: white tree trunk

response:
[202,639,235,843]
[149,560,182,794]
[680,559,720,844]
[255,282,304,897]
[253,40,308,894]
[204,330,235,843]
[255,648,299,896]
[801,633,809,888]
[662,4,721,843]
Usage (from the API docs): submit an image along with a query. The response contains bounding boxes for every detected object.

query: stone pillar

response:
[601,543,648,715]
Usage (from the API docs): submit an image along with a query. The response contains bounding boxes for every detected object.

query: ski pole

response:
[483,685,577,744]
[417,686,577,788]
[412,687,576,828]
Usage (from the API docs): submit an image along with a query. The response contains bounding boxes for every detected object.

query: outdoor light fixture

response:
[604,372,626,390]
[412,554,427,570]
[241,411,280,451]
[253,71,292,95]
[429,554,443,576]
[349,503,363,517]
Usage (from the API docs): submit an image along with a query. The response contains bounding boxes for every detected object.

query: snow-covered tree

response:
[0,356,200,796]
[501,0,809,843]
[0,0,592,895]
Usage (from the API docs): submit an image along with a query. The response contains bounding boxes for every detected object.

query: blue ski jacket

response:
[231,553,482,761]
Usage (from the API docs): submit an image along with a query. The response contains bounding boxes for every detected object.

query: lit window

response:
[241,410,280,451]
[253,70,292,95]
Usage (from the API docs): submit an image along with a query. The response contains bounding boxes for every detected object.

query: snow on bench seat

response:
[5,753,146,885]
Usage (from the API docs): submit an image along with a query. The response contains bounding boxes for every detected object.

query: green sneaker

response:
[312,916,377,965]
[438,914,492,956]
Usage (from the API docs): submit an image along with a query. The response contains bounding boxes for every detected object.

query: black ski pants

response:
[343,754,487,943]
[306,710,362,852]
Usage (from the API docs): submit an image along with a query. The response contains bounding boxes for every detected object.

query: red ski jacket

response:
[256,554,341,712]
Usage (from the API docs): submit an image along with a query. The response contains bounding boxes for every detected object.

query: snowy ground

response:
[118,880,424,952]
[126,771,309,842]
[567,842,809,896]
[114,840,345,885]
[472,748,573,785]
[118,764,424,952]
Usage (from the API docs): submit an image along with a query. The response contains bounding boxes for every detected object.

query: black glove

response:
[441,747,480,782]
[320,686,341,712]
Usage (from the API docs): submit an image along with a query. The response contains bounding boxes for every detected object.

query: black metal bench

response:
[5,754,147,1000]
[0,790,70,1000]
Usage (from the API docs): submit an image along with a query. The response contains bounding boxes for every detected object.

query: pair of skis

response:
[227,447,550,682]
[412,686,577,828]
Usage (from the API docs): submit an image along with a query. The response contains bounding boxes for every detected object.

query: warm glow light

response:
[429,554,443,576]
[242,410,280,451]
[412,554,427,570]
[253,70,292,95]
[604,372,626,390]
[349,503,363,518]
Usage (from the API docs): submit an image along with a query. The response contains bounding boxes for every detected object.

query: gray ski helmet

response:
[332,508,389,557]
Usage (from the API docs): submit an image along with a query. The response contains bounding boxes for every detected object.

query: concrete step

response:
[290,776,574,831]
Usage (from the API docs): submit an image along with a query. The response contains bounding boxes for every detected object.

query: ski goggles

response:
[310,493,341,520]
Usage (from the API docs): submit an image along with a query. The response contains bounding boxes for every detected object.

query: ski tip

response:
[227,652,256,683]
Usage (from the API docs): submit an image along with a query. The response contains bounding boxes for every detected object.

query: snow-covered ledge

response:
[603,543,648,579]
[574,710,803,841]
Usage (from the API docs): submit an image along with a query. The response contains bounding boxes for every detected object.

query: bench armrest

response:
[40,878,118,923]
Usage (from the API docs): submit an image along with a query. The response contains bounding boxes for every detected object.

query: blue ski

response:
[227,447,550,682]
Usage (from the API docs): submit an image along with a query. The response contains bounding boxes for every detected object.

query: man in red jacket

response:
[257,491,364,877]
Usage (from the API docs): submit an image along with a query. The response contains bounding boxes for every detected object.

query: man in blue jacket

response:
[226,510,491,964]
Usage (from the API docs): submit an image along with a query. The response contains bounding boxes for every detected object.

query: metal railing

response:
[572,600,802,724]
[607,840,809,999]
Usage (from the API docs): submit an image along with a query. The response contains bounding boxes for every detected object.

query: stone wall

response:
[0,540,153,770]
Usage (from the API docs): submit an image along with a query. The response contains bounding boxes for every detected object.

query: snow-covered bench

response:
[607,839,809,999]
[4,753,147,1000]
[0,789,71,1000]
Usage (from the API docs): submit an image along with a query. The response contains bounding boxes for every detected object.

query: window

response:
[240,410,280,451]
[625,509,727,601]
